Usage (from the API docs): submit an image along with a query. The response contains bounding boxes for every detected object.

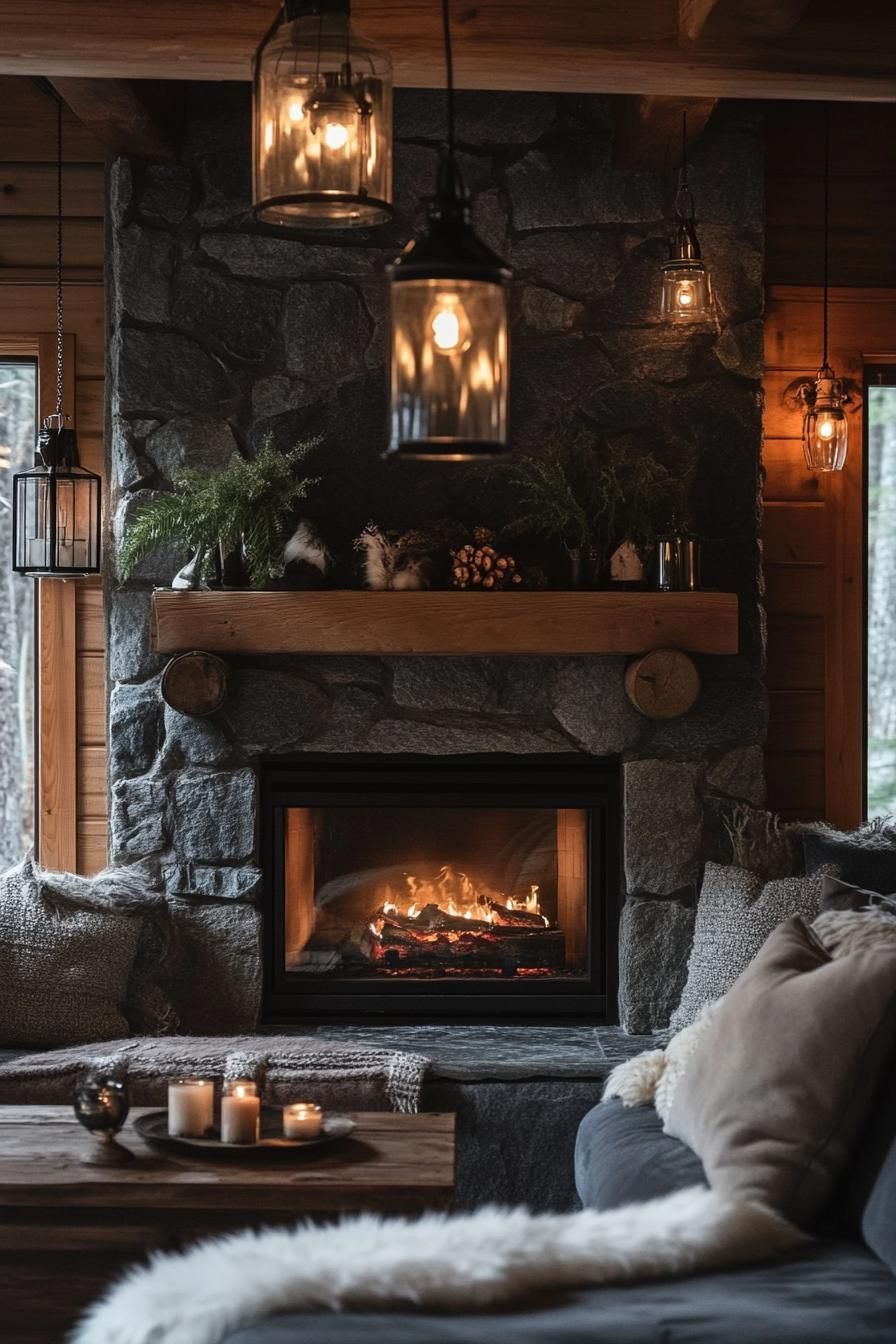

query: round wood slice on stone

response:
[161,651,229,717]
[624,649,700,719]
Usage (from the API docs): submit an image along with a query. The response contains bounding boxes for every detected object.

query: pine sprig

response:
[119,436,321,587]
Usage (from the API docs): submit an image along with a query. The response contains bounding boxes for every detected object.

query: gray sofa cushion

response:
[805,826,896,893]
[220,1242,896,1344]
[575,1099,705,1211]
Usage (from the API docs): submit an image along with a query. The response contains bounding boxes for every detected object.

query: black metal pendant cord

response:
[54,95,64,422]
[675,109,695,224]
[442,0,456,161]
[822,102,830,369]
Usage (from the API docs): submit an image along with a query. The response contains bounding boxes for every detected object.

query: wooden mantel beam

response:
[49,78,176,158]
[0,2,893,102]
[612,95,717,171]
[679,0,813,44]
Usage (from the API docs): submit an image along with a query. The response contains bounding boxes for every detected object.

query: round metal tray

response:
[133,1107,355,1160]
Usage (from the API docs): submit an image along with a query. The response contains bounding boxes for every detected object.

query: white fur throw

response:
[73,1189,804,1344]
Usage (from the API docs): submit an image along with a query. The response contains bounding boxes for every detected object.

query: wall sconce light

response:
[384,0,511,460]
[253,0,393,229]
[661,111,713,324]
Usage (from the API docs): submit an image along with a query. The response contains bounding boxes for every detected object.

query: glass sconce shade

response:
[386,188,511,461]
[12,423,101,576]
[803,366,848,472]
[253,1,393,229]
[660,258,713,323]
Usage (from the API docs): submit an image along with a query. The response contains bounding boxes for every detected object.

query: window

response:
[0,358,37,866]
[866,364,896,817]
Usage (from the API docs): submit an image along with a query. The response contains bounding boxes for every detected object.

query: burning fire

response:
[370,865,548,929]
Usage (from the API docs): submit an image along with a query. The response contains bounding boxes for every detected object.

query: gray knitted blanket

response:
[0,1035,429,1113]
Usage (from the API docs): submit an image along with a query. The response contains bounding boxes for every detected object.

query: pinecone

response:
[450,540,524,591]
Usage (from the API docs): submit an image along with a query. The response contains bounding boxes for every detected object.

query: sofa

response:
[215,1095,896,1344]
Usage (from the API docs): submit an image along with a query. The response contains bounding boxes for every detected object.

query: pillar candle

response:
[283,1102,323,1139]
[221,1080,260,1144]
[168,1079,215,1137]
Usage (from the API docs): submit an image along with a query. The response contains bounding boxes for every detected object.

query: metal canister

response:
[678,534,701,591]
[654,535,679,591]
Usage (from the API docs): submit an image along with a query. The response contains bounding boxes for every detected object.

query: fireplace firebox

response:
[261,756,620,1020]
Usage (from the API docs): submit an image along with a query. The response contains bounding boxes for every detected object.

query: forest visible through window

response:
[867,381,896,817]
[0,360,36,868]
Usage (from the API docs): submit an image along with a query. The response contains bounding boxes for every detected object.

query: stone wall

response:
[107,86,767,1032]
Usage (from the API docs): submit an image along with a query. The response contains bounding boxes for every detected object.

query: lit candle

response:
[168,1079,215,1137]
[221,1080,260,1144]
[283,1102,323,1140]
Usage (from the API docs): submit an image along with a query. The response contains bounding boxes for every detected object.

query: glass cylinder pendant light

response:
[661,111,713,324]
[253,0,393,229]
[384,0,511,460]
[11,100,101,578]
[801,106,848,472]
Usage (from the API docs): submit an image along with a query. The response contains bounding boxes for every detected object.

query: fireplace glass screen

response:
[284,805,588,981]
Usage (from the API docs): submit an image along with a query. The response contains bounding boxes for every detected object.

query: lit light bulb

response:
[817,416,835,440]
[323,121,349,151]
[428,294,471,355]
[288,99,304,123]
[676,282,694,308]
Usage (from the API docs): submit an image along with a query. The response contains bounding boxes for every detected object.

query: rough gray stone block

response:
[714,319,764,380]
[164,900,262,1033]
[112,225,175,324]
[699,226,763,325]
[139,162,192,224]
[109,157,132,230]
[146,417,238,483]
[201,231,378,280]
[510,231,621,300]
[251,376,313,419]
[171,768,256,862]
[162,705,232,767]
[114,491,189,586]
[109,678,161,779]
[552,658,644,755]
[283,282,371,383]
[172,265,280,362]
[617,898,695,1034]
[706,745,766,807]
[310,686,381,752]
[642,678,767,756]
[224,669,330,753]
[113,329,231,416]
[162,862,261,902]
[365,719,568,755]
[108,590,165,683]
[506,143,663,231]
[470,190,508,257]
[624,760,704,895]
[518,286,584,333]
[390,658,494,715]
[395,88,557,146]
[110,775,168,862]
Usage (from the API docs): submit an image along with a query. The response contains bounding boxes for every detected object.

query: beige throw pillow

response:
[665,917,896,1227]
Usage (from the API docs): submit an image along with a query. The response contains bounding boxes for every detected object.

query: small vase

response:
[216,537,251,589]
[567,546,600,590]
[171,545,207,591]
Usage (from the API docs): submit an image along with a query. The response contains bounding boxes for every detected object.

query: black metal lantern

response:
[253,0,393,229]
[11,98,101,578]
[384,0,511,461]
[661,112,713,324]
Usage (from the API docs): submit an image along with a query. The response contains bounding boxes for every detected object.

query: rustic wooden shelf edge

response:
[150,590,739,657]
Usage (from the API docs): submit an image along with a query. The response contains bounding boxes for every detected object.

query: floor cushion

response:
[575,1099,705,1211]
[219,1242,896,1344]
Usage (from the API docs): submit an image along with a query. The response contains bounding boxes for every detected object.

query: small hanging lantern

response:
[11,100,101,578]
[800,105,849,473]
[253,0,393,229]
[661,111,713,324]
[385,0,511,460]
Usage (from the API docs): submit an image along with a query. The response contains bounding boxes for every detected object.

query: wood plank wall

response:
[763,103,896,827]
[0,76,107,873]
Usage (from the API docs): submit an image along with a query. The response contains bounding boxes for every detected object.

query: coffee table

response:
[0,1104,455,1343]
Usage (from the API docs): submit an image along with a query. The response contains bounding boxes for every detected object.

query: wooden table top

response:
[0,1106,455,1216]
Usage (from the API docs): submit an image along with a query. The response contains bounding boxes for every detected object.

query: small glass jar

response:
[283,1102,324,1140]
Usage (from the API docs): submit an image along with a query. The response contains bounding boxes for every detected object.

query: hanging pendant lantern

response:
[800,105,848,473]
[11,99,101,578]
[385,0,511,460]
[253,0,393,229]
[661,112,713,324]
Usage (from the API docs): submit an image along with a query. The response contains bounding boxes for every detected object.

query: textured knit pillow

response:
[0,857,142,1046]
[669,862,828,1031]
[665,917,896,1228]
[804,819,896,892]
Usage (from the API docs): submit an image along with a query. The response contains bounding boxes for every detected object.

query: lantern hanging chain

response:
[675,109,694,224]
[822,102,830,370]
[442,0,455,162]
[54,95,64,422]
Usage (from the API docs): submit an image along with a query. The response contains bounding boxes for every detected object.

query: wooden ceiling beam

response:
[0,2,892,103]
[679,0,814,43]
[611,95,717,171]
[49,78,176,158]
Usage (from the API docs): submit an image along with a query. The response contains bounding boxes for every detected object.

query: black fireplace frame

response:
[260,754,621,1022]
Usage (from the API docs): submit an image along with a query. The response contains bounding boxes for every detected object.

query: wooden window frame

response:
[1,330,79,870]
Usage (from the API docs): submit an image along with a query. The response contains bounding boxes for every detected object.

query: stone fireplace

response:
[106,86,767,1033]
